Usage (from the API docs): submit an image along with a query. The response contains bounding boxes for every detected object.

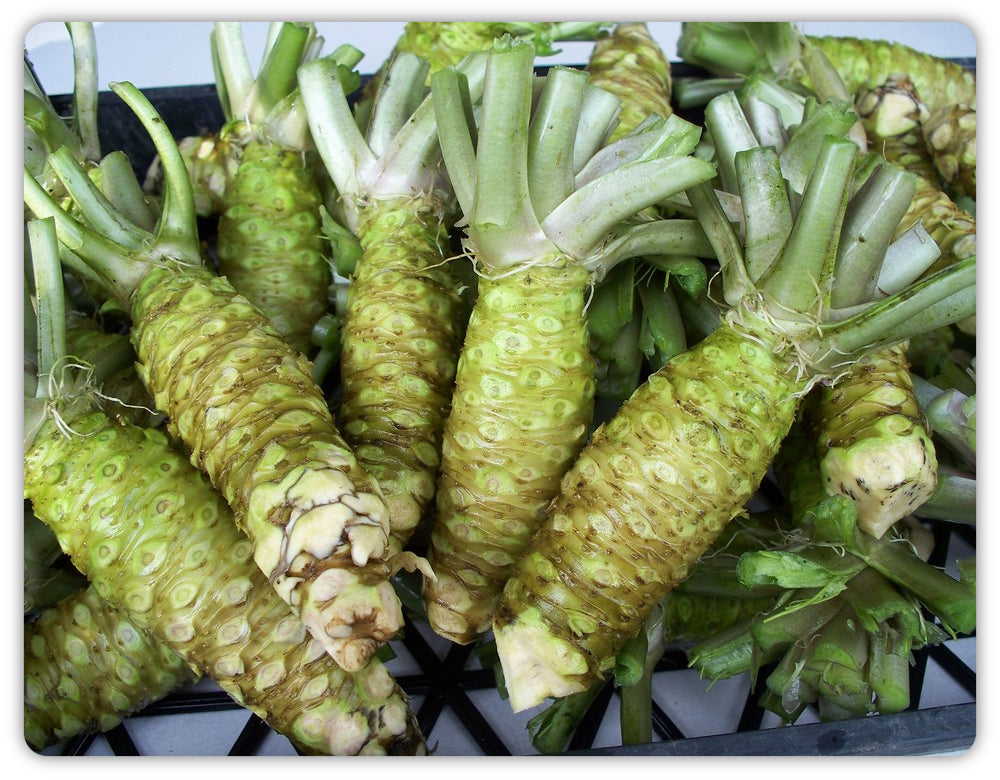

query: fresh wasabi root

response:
[492,92,975,709]
[425,262,596,643]
[23,81,407,673]
[24,584,197,751]
[586,22,673,141]
[811,343,938,539]
[495,313,802,710]
[24,410,425,756]
[215,137,329,354]
[420,41,715,646]
[210,23,349,355]
[922,102,977,201]
[338,198,464,551]
[299,52,475,554]
[130,263,401,671]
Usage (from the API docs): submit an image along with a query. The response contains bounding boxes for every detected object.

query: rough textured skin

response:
[145,132,237,218]
[890,160,976,277]
[813,343,938,539]
[339,197,464,552]
[493,314,802,710]
[922,102,976,201]
[24,412,425,756]
[398,22,510,71]
[586,22,673,141]
[216,138,330,354]
[424,260,596,644]
[130,262,400,672]
[24,585,196,751]
[805,36,976,113]
[855,75,940,185]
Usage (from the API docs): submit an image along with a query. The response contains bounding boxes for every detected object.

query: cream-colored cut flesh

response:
[493,612,589,712]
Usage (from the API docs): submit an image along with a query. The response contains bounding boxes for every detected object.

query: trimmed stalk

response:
[493,93,974,710]
[23,82,405,673]
[422,41,717,645]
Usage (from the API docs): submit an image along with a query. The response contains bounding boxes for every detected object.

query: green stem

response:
[297,56,377,224]
[672,76,747,109]
[572,85,623,172]
[704,90,759,194]
[66,22,100,162]
[527,681,606,755]
[637,281,686,369]
[544,155,716,261]
[429,65,480,216]
[776,99,858,196]
[677,22,763,77]
[757,135,857,314]
[211,23,254,121]
[868,623,912,712]
[683,181,749,307]
[812,499,975,635]
[688,618,758,681]
[528,66,589,219]
[594,220,714,272]
[365,52,429,156]
[468,41,549,267]
[98,151,158,232]
[913,468,976,525]
[736,145,792,283]
[874,223,940,296]
[831,163,917,308]
[819,256,976,360]
[27,219,65,400]
[840,567,922,636]
[255,23,312,116]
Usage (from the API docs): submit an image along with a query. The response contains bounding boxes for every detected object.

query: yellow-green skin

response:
[130,262,400,672]
[855,75,940,185]
[586,22,673,142]
[339,198,464,552]
[24,411,425,756]
[424,260,596,644]
[398,22,517,72]
[813,343,938,539]
[25,584,196,751]
[145,132,237,218]
[216,138,330,354]
[922,102,976,201]
[805,36,976,114]
[494,311,801,711]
